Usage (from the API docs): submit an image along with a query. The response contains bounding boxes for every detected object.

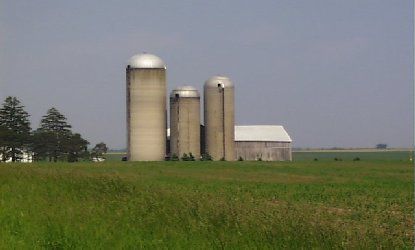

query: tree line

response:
[0,96,107,162]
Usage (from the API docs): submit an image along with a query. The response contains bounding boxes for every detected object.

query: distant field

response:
[293,150,412,161]
[0,159,412,248]
[106,150,413,162]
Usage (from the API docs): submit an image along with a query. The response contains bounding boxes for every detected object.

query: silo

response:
[126,53,166,161]
[204,76,235,161]
[170,86,200,160]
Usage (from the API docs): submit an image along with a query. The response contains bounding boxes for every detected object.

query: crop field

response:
[0,155,413,248]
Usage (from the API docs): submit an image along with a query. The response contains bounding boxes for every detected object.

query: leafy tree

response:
[0,97,31,162]
[35,107,72,162]
[31,130,55,161]
[376,144,387,149]
[65,133,89,162]
[91,142,108,160]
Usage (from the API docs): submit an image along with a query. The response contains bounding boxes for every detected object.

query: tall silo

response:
[204,76,235,161]
[126,53,167,161]
[170,86,200,159]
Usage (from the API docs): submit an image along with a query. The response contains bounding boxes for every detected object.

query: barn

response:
[235,125,292,161]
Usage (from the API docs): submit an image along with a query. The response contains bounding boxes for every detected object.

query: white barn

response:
[235,125,292,161]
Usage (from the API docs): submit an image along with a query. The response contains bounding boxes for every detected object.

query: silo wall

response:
[170,96,200,159]
[127,68,166,161]
[204,79,235,161]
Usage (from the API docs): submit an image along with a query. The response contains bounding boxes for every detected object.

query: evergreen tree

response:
[0,97,31,162]
[36,107,72,162]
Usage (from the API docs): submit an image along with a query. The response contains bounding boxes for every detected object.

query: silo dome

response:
[127,53,166,69]
[170,86,200,98]
[204,75,234,88]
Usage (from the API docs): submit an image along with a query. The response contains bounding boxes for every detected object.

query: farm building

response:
[235,125,292,161]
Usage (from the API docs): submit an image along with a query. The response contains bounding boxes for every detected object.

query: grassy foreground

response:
[0,160,413,248]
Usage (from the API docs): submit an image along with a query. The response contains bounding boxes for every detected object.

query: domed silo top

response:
[127,53,166,69]
[170,86,200,98]
[204,75,234,88]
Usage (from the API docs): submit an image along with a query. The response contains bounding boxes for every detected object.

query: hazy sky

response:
[0,1,412,149]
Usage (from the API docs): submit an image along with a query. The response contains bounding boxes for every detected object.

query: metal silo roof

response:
[170,86,200,98]
[127,53,166,69]
[235,125,292,142]
[204,75,234,88]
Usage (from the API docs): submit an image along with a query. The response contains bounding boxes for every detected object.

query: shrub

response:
[220,157,226,161]
[200,153,212,161]
[238,156,244,161]
[188,152,195,161]
[181,153,189,161]
[171,154,179,161]
[353,157,360,161]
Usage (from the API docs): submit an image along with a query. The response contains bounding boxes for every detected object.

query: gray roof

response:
[235,125,292,142]
[127,53,166,69]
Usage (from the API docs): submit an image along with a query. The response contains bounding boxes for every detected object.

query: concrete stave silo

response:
[126,53,167,161]
[170,86,200,160]
[204,76,235,161]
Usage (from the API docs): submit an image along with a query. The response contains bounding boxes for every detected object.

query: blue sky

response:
[0,0,412,148]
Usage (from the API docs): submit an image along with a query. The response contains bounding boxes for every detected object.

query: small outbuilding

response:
[235,125,292,161]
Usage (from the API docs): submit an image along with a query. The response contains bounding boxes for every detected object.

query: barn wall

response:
[235,141,292,161]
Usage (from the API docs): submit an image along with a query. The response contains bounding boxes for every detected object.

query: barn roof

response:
[235,125,292,142]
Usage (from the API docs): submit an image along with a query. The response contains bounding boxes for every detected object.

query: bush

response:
[314,158,318,161]
[171,154,179,161]
[200,153,212,161]
[353,157,360,161]
[188,153,195,161]
[181,153,189,161]
[334,157,342,161]
[238,156,244,161]
[220,157,226,161]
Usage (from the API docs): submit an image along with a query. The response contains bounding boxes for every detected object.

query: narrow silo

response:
[170,86,200,160]
[204,76,235,161]
[126,53,166,161]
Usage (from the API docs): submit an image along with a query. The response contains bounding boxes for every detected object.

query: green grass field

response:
[0,154,413,248]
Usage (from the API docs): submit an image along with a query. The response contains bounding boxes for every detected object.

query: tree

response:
[0,97,31,162]
[35,107,72,162]
[31,130,55,161]
[65,133,89,162]
[0,125,12,162]
[91,142,108,160]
